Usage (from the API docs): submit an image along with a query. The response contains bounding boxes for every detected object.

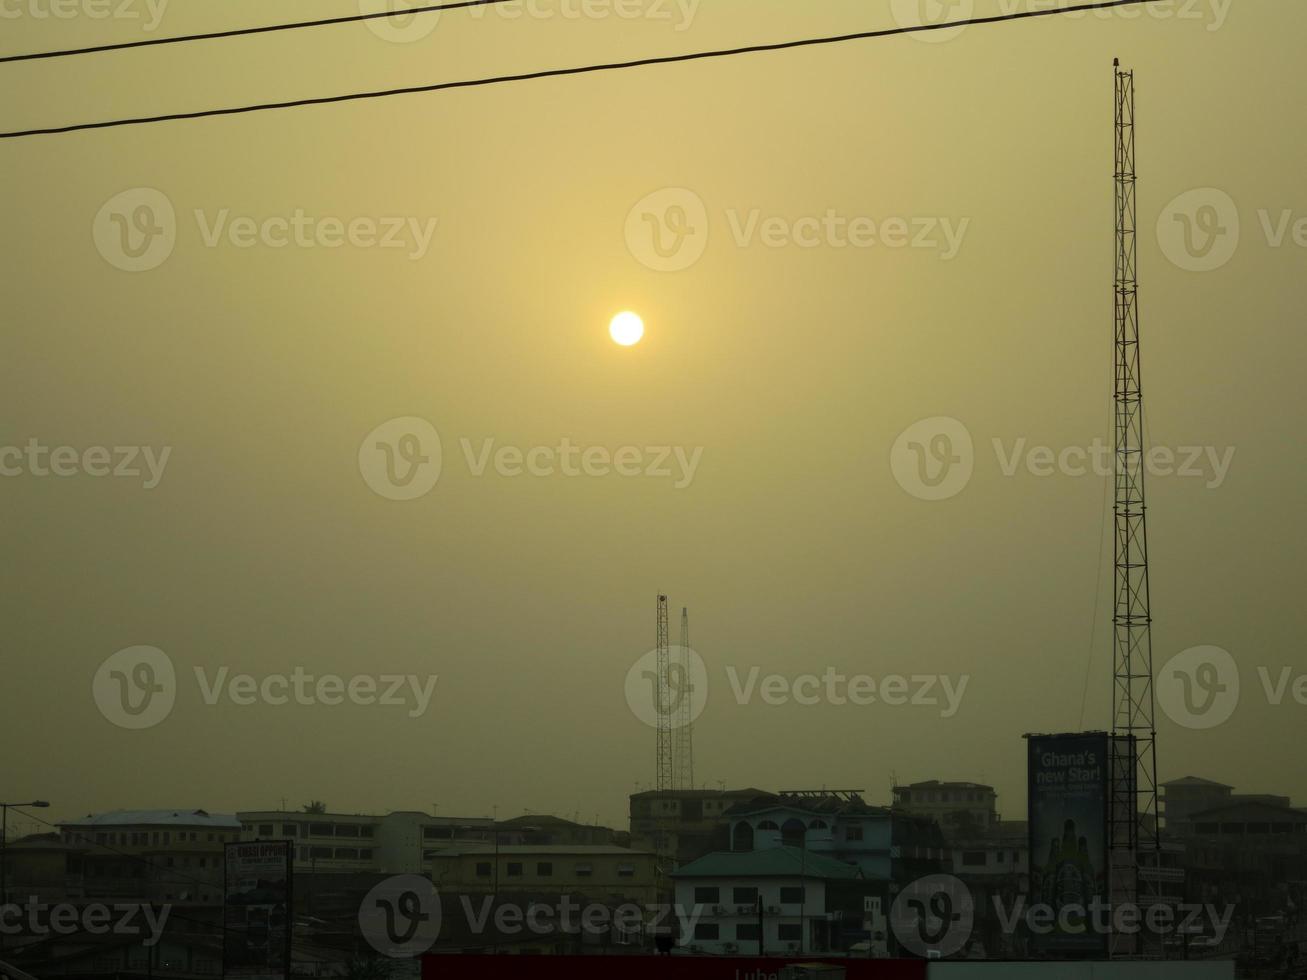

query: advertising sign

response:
[223,840,292,980]
[1026,732,1110,958]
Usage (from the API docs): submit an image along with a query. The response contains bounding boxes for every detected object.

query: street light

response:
[1,800,51,951]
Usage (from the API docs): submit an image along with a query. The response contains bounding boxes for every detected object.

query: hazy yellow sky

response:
[2,0,1304,832]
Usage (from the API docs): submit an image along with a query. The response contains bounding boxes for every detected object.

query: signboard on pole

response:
[223,840,292,980]
[1026,732,1110,958]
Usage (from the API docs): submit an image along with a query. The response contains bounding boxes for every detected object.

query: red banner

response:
[423,955,925,979]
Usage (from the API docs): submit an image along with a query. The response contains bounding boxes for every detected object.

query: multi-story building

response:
[55,809,241,905]
[724,791,896,880]
[670,847,880,956]
[429,844,658,906]
[236,809,493,875]
[719,789,950,926]
[1161,776,1236,832]
[949,820,1029,882]
[628,789,766,866]
[891,781,999,837]
[1160,776,1306,914]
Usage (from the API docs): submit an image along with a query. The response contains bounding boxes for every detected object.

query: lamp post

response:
[1,800,51,952]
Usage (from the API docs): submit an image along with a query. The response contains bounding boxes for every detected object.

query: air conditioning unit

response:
[787,942,799,953]
[864,897,882,914]
[723,943,738,953]
[767,906,781,914]
[712,905,724,915]
[737,905,753,914]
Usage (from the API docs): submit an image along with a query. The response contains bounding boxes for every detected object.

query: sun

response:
[609,311,644,347]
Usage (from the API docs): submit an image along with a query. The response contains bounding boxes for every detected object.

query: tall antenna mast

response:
[654,594,673,793]
[673,607,695,791]
[1109,58,1161,958]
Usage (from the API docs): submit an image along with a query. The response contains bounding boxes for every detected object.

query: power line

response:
[0,0,518,65]
[0,0,1162,140]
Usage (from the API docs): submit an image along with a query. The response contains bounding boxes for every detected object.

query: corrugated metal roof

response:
[670,846,863,880]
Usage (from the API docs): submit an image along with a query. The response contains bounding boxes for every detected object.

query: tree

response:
[303,801,327,814]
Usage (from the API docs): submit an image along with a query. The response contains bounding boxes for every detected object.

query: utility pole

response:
[0,800,50,954]
[673,607,695,792]
[1109,58,1162,959]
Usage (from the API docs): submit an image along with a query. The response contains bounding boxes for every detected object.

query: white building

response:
[237,810,493,874]
[670,846,882,957]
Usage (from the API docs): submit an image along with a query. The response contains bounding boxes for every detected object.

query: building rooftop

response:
[894,781,996,792]
[1161,776,1234,789]
[630,788,768,800]
[60,809,240,829]
[671,846,864,881]
[725,792,890,819]
[495,814,608,830]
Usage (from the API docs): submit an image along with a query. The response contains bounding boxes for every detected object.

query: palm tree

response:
[302,801,327,814]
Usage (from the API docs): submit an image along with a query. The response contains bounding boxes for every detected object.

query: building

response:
[891,781,999,837]
[947,820,1029,958]
[1161,777,1294,835]
[54,809,241,905]
[1177,800,1307,912]
[724,791,896,880]
[494,814,623,848]
[236,809,493,875]
[1159,777,1307,914]
[1161,777,1235,832]
[670,846,880,956]
[628,788,767,867]
[429,844,658,907]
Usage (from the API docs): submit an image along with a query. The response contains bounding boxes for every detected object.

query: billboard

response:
[1026,732,1109,958]
[223,840,292,980]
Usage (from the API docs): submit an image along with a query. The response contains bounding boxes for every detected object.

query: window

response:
[575,864,593,878]
[693,924,720,941]
[736,924,760,941]
[693,887,720,904]
[310,823,333,837]
[780,886,804,905]
[732,823,755,852]
[507,863,523,877]
[962,851,986,867]
[617,864,635,878]
[781,819,806,848]
[475,862,492,877]
[537,862,553,877]
[424,827,454,840]
[845,825,863,841]
[732,887,758,905]
[282,824,298,837]
[777,924,802,942]
[310,847,333,859]
[258,824,274,837]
